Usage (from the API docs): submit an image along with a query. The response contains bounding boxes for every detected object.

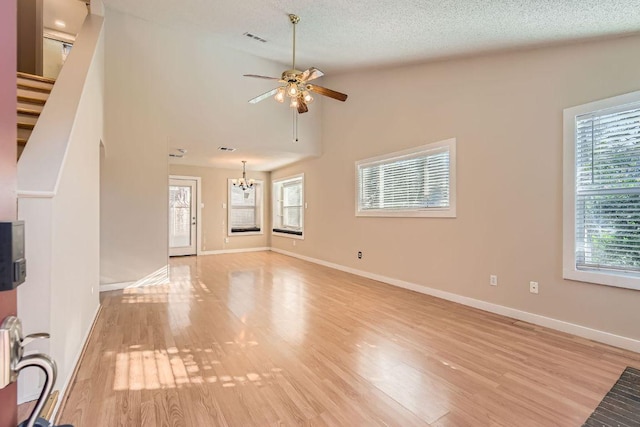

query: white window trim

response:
[355,138,457,218]
[563,90,640,291]
[272,173,305,240]
[227,179,264,237]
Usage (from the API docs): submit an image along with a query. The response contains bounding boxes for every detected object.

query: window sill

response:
[563,268,640,291]
[356,208,456,218]
[273,229,304,240]
[229,227,263,237]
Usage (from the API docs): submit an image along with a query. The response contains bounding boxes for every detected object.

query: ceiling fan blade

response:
[248,88,280,104]
[297,99,309,114]
[306,84,348,102]
[243,74,281,80]
[301,67,324,82]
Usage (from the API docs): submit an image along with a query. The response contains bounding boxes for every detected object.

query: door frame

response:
[0,0,18,423]
[169,175,202,256]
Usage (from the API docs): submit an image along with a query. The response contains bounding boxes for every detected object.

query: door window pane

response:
[169,185,192,248]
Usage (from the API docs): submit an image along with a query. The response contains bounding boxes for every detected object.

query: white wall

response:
[17,15,103,404]
[100,8,168,285]
[272,34,640,345]
[48,22,103,401]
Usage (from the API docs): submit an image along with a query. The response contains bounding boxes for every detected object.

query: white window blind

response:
[273,175,304,236]
[282,181,302,229]
[356,139,456,217]
[575,104,640,275]
[228,182,262,234]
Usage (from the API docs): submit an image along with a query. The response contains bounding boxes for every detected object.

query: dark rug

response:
[583,366,640,426]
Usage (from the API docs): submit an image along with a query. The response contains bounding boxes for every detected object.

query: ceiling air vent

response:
[218,147,236,152]
[243,32,267,43]
[169,148,186,158]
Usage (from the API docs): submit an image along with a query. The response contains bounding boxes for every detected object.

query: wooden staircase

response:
[17,72,55,159]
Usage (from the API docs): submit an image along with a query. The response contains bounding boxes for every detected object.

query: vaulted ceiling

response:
[58,0,640,171]
[101,0,640,72]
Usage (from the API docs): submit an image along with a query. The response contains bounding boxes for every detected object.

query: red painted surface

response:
[0,0,18,424]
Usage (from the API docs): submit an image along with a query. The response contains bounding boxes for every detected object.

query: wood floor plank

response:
[57,252,640,426]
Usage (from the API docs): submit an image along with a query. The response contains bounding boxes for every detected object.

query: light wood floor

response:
[58,252,640,426]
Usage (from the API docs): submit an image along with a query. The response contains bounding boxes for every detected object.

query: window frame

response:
[355,138,457,218]
[272,173,305,240]
[563,90,640,290]
[227,179,264,236]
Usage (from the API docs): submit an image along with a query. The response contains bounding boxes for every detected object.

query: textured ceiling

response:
[101,0,640,72]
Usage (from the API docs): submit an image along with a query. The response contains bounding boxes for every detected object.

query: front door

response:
[0,0,18,424]
[169,177,197,256]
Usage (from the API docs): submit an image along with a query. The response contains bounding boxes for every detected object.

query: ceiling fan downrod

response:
[289,14,299,70]
[243,13,348,117]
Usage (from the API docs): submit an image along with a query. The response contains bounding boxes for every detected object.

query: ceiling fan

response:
[244,14,348,115]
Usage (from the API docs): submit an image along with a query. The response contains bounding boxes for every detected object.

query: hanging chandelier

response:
[232,161,255,191]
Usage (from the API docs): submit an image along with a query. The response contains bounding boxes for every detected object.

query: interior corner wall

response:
[169,164,271,252]
[100,9,169,285]
[272,34,640,341]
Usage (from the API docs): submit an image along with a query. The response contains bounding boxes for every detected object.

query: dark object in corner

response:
[583,366,640,426]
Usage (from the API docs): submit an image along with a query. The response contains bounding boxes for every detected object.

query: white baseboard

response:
[51,303,101,421]
[199,247,270,256]
[100,265,169,292]
[270,248,640,353]
[99,281,134,292]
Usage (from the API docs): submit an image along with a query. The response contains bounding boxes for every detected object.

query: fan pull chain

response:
[293,109,299,142]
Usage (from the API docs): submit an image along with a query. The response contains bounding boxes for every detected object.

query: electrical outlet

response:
[529,281,539,294]
[357,251,363,259]
[490,275,498,286]
[293,240,296,246]
[224,237,229,243]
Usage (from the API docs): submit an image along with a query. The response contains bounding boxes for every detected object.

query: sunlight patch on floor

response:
[112,346,283,391]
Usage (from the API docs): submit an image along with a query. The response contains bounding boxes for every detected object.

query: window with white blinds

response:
[356,139,456,217]
[273,174,304,237]
[563,91,640,290]
[228,181,263,235]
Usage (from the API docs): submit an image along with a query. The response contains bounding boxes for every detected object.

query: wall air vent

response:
[218,147,237,152]
[243,32,267,43]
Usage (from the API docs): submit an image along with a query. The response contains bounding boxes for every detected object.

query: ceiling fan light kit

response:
[244,14,348,116]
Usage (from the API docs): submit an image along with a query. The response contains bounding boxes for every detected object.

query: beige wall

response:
[170,164,270,252]
[272,34,640,341]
